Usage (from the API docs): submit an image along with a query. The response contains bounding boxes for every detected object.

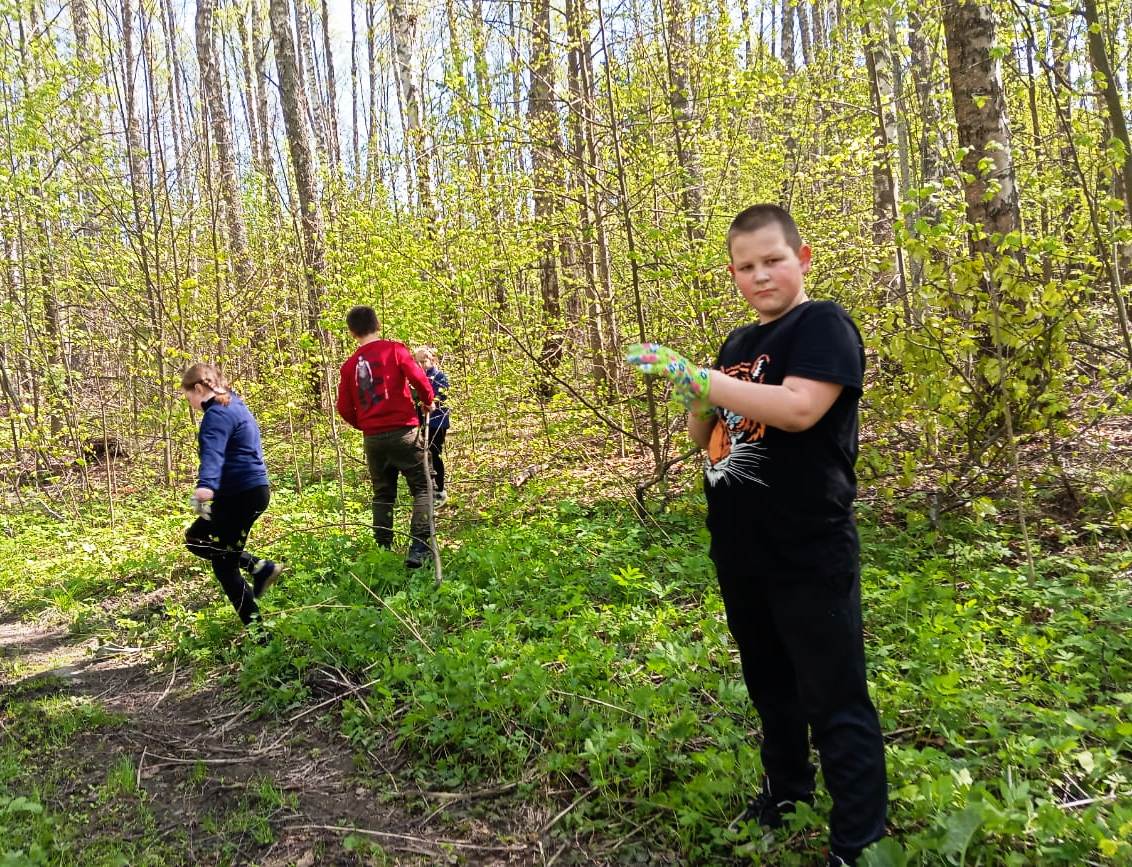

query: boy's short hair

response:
[346,305,379,336]
[727,204,803,255]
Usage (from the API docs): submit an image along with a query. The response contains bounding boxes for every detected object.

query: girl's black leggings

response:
[184,485,270,624]
[428,426,448,491]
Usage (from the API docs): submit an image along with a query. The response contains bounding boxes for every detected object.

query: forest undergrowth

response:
[1,460,1130,866]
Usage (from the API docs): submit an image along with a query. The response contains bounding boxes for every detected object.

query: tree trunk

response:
[121,0,174,485]
[320,0,341,174]
[942,0,1033,571]
[158,0,187,182]
[252,0,277,206]
[389,0,436,225]
[797,0,812,66]
[566,0,609,393]
[663,0,708,332]
[907,9,943,196]
[812,2,827,53]
[1082,0,1132,228]
[942,0,1020,365]
[740,0,750,67]
[529,0,565,396]
[863,24,897,246]
[350,0,360,179]
[445,0,482,183]
[781,0,795,75]
[365,0,380,195]
[235,2,263,177]
[942,0,1021,254]
[906,8,943,298]
[197,0,255,291]
[595,0,662,486]
[268,0,328,398]
[294,0,329,171]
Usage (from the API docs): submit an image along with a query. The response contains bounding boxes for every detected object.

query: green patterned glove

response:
[625,343,712,406]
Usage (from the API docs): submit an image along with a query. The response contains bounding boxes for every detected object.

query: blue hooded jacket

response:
[196,394,269,494]
[425,367,450,430]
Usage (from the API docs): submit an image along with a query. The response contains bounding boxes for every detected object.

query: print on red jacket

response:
[336,339,435,434]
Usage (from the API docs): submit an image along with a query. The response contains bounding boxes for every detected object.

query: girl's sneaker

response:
[251,560,283,597]
[434,489,448,507]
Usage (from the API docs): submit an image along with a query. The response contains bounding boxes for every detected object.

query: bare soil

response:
[0,616,553,866]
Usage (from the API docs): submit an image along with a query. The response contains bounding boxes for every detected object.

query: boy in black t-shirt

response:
[626,204,886,866]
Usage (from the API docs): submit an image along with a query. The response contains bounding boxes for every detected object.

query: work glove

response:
[190,495,212,520]
[625,343,715,419]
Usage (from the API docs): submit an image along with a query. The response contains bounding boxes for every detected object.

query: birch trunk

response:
[268,0,328,397]
[197,0,255,291]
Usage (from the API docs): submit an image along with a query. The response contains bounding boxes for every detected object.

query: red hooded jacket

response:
[336,339,435,435]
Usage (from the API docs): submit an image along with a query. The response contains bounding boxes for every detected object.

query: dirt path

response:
[0,616,543,865]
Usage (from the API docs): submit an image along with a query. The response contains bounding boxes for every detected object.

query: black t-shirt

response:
[703,300,865,577]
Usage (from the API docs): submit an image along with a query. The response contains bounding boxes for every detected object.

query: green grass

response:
[2,479,1131,864]
[0,690,173,866]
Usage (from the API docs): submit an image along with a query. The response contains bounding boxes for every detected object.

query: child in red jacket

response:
[336,306,434,568]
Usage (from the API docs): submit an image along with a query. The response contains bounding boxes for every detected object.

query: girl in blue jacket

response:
[181,363,281,625]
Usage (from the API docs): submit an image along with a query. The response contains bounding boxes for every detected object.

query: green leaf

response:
[862,837,908,867]
[941,804,984,860]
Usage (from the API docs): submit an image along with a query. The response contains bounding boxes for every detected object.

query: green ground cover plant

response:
[1,480,1130,864]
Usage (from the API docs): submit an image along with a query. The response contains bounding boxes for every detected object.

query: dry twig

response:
[347,569,434,654]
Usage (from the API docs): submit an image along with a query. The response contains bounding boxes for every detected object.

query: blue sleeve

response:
[197,408,233,489]
[432,370,449,407]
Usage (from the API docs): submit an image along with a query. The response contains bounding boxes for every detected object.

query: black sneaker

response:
[405,540,432,569]
[729,787,812,831]
[251,559,283,597]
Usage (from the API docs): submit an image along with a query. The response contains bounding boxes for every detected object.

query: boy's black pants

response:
[715,563,887,857]
[185,485,270,624]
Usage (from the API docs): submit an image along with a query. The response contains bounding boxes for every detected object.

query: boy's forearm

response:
[707,370,839,432]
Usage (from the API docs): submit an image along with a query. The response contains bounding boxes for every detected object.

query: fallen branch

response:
[600,812,661,856]
[289,677,379,724]
[136,746,146,790]
[152,657,177,709]
[181,706,249,726]
[540,786,598,835]
[144,735,287,767]
[549,688,645,720]
[145,753,263,766]
[1057,794,1119,809]
[347,569,434,654]
[282,822,530,853]
[420,780,520,801]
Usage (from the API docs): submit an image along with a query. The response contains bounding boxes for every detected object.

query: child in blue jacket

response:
[181,363,282,625]
[414,347,451,506]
